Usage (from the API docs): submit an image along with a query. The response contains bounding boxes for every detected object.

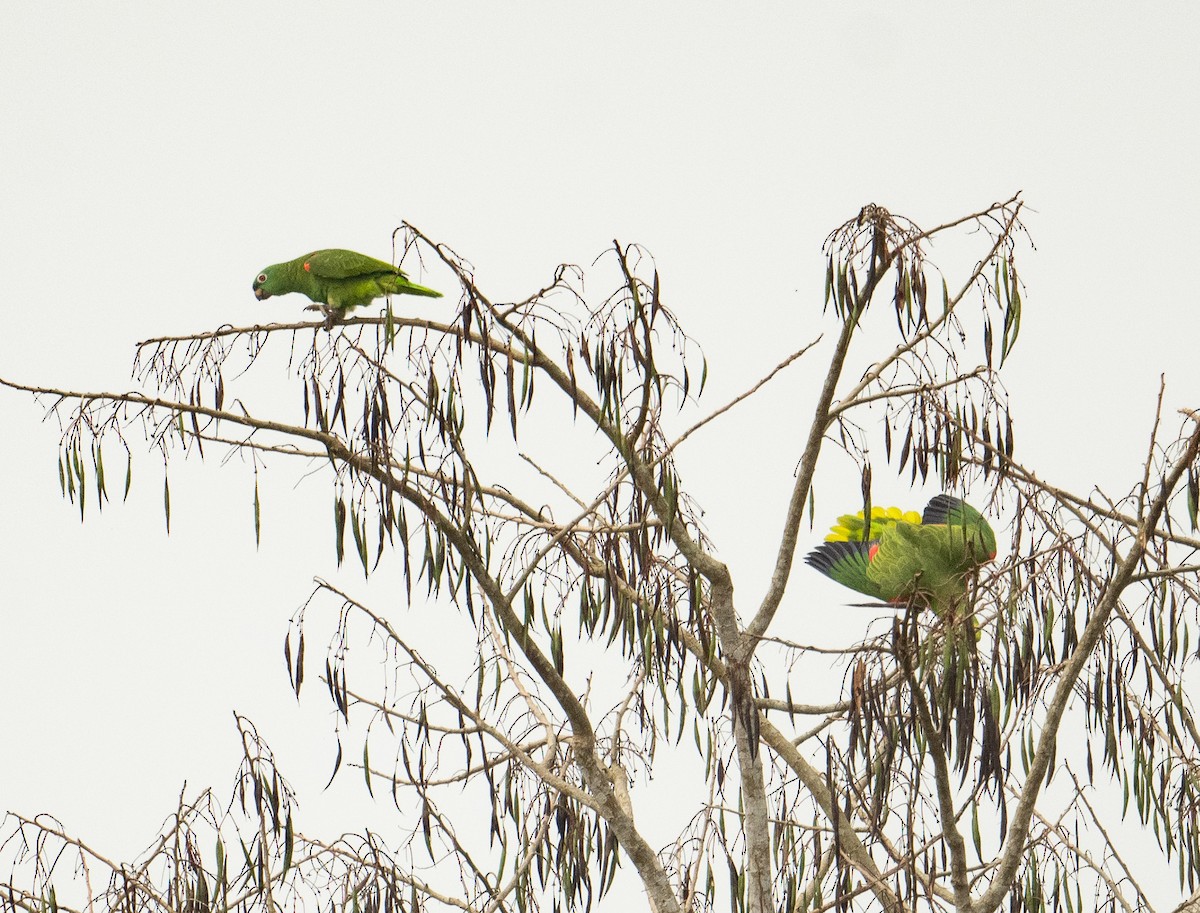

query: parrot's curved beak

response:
[254,287,271,300]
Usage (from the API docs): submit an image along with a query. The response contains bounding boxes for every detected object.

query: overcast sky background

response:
[2,3,1198,908]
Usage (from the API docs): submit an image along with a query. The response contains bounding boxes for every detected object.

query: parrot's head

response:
[973,518,998,564]
[252,265,282,300]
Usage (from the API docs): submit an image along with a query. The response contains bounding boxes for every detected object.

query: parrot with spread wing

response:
[253,249,442,327]
[805,495,996,616]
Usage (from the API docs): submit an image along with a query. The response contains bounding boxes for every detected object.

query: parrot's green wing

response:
[805,540,886,601]
[808,503,924,603]
[922,494,997,564]
[301,249,401,280]
[863,522,938,603]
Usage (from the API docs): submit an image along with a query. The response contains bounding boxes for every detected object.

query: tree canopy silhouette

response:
[3,195,1199,913]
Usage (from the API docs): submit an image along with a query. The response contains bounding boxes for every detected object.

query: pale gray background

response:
[2,3,1197,907]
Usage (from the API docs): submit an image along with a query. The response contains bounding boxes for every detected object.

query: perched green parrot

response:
[252,249,442,327]
[805,495,997,616]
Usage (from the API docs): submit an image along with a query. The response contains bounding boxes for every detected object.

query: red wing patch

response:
[868,543,880,562]
[303,261,312,272]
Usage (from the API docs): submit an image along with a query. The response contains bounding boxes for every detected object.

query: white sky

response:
[2,2,1199,908]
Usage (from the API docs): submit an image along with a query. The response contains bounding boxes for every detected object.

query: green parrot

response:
[805,495,997,616]
[252,249,442,327]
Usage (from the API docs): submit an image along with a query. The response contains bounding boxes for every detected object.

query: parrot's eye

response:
[257,273,268,284]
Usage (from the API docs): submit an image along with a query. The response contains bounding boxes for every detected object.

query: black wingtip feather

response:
[805,540,872,575]
[806,540,881,601]
[922,494,967,526]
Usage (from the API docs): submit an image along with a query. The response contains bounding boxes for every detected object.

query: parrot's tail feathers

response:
[390,279,444,299]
